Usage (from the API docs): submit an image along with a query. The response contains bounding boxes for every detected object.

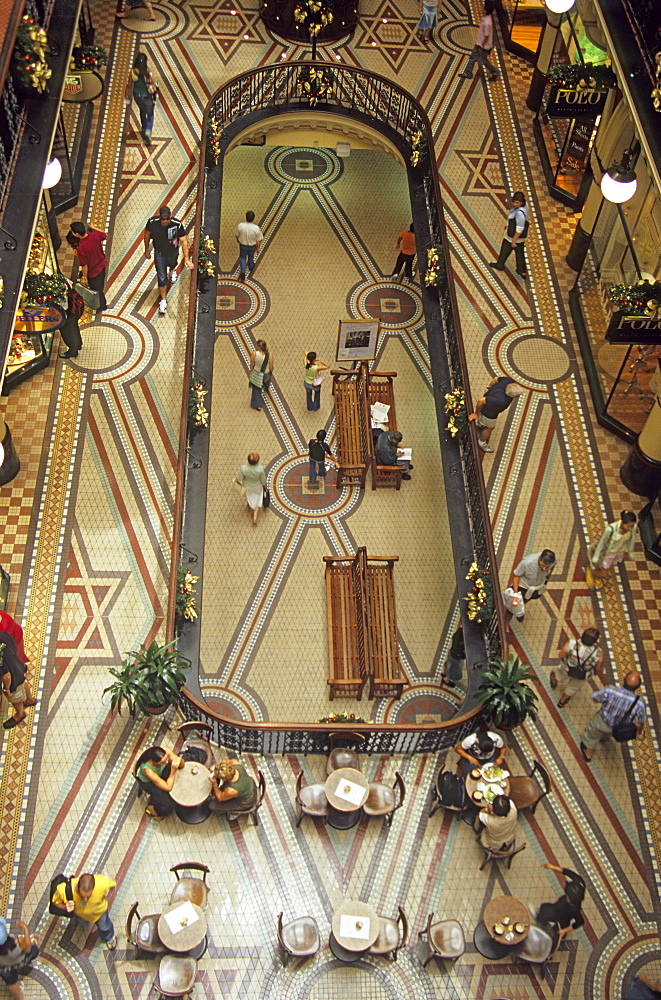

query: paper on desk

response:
[334,778,365,806]
[370,402,390,422]
[164,900,200,935]
[399,448,412,461]
[340,915,371,940]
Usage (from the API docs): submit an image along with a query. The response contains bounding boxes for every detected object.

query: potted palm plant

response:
[476,654,538,729]
[103,639,187,717]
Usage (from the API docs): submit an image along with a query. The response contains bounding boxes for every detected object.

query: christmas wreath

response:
[296,66,333,106]
[188,375,209,428]
[424,244,446,287]
[12,15,51,94]
[206,118,222,167]
[409,130,429,169]
[464,562,494,624]
[547,62,616,90]
[444,387,468,439]
[22,272,67,305]
[609,280,661,319]
[294,0,334,36]
[317,712,368,724]
[176,565,199,621]
[71,45,108,70]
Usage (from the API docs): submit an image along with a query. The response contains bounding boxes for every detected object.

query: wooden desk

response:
[483,895,530,945]
[330,901,379,961]
[158,902,207,953]
[324,767,369,829]
[171,761,211,824]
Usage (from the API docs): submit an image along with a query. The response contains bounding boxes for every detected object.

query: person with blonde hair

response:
[235,453,267,524]
[208,758,257,814]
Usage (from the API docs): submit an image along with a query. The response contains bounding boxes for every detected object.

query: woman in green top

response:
[135,746,184,820]
[303,351,330,411]
[208,759,257,814]
[587,510,637,588]
[236,452,267,524]
[125,52,158,146]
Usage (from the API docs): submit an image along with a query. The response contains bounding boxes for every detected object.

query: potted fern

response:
[103,639,187,717]
[476,654,538,729]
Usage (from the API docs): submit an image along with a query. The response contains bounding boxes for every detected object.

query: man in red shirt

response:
[390,223,416,282]
[70,222,108,311]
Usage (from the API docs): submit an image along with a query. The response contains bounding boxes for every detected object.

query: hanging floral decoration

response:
[188,376,209,428]
[206,118,222,166]
[410,130,428,168]
[197,233,216,279]
[547,62,616,90]
[464,562,494,624]
[609,280,661,320]
[652,52,661,112]
[424,244,445,287]
[71,45,108,70]
[444,387,468,438]
[12,16,52,93]
[21,272,67,305]
[296,66,333,106]
[176,565,199,621]
[294,0,334,36]
[316,712,368,724]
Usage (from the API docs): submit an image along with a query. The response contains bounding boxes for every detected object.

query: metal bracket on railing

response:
[186,447,202,469]
[179,545,199,564]
[0,225,17,250]
[20,116,41,144]
[198,299,210,312]
[191,367,207,386]
[448,462,462,474]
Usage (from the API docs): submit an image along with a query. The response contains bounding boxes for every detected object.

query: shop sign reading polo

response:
[546,83,608,118]
[606,311,661,346]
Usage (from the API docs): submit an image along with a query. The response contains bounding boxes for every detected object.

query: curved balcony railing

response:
[168,62,507,755]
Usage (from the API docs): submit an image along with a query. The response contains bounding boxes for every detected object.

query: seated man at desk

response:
[136,746,184,821]
[208,759,257,815]
[375,431,412,480]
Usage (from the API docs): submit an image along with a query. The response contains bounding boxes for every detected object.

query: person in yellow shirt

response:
[52,873,117,949]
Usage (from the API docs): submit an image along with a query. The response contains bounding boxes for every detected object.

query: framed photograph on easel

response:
[336,319,379,362]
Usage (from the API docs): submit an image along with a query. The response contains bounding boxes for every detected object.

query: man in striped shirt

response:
[580,671,646,762]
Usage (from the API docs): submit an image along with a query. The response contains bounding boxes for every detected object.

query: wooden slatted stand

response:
[365,556,406,699]
[368,371,404,490]
[331,368,371,489]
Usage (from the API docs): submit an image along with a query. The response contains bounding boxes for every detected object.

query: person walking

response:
[144,205,193,315]
[126,52,158,145]
[579,671,646,763]
[116,0,156,21]
[1,631,36,729]
[235,211,263,282]
[390,223,416,282]
[0,916,40,1000]
[469,375,525,452]
[586,510,637,589]
[236,453,267,524]
[69,222,108,311]
[303,352,330,411]
[308,429,337,487]
[248,339,273,411]
[508,549,556,623]
[441,626,465,688]
[51,873,117,949]
[552,627,605,708]
[59,281,85,359]
[535,863,586,932]
[0,610,29,665]
[460,0,500,81]
[416,0,438,42]
[490,192,530,278]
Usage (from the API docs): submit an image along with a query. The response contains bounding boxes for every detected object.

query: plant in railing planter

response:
[409,130,429,169]
[21,272,67,305]
[176,564,199,621]
[464,561,494,623]
[653,51,661,112]
[197,232,216,284]
[609,280,661,320]
[103,639,187,717]
[444,387,468,439]
[12,16,51,95]
[71,45,108,70]
[547,62,615,91]
[206,118,222,167]
[317,712,368,724]
[477,655,538,729]
[188,375,209,429]
[296,66,333,106]
[424,244,445,287]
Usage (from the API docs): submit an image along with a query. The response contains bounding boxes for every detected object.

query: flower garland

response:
[294,0,334,36]
[609,280,661,320]
[206,118,222,166]
[547,62,615,90]
[444,387,468,438]
[409,130,428,169]
[197,233,216,279]
[424,244,445,287]
[22,272,67,305]
[176,565,199,621]
[653,51,661,112]
[71,45,108,70]
[188,376,209,428]
[296,66,333,106]
[464,561,494,624]
[317,712,367,724]
[12,16,51,93]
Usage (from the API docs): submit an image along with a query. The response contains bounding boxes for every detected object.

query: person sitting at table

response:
[135,746,184,821]
[534,862,585,932]
[455,729,507,774]
[476,794,518,851]
[208,758,257,815]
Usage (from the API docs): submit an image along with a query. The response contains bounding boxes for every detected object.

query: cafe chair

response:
[169,862,210,910]
[153,954,197,998]
[125,901,166,957]
[177,721,217,769]
[508,761,551,815]
[277,912,321,966]
[325,731,365,775]
[515,924,560,980]
[479,839,527,871]
[369,906,408,961]
[429,767,466,818]
[418,913,465,969]
[226,770,266,826]
[363,771,406,826]
[295,771,329,826]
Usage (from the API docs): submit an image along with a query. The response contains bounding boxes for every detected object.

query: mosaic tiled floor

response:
[0,0,660,997]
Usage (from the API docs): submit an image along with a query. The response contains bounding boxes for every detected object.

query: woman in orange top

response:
[390,224,416,282]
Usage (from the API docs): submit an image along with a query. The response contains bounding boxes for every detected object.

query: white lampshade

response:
[545,0,575,11]
[600,168,637,204]
[42,158,62,189]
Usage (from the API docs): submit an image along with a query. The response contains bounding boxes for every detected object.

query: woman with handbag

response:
[552,627,605,708]
[126,52,158,146]
[248,340,273,411]
[236,453,267,524]
[303,351,330,411]
[586,510,637,588]
[0,917,40,999]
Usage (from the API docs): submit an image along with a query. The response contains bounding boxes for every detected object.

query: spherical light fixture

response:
[600,149,638,204]
[544,0,575,11]
[42,157,62,189]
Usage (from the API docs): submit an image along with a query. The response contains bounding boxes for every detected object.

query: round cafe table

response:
[330,901,379,962]
[324,767,369,829]
[483,895,530,946]
[465,767,510,807]
[158,901,207,953]
[170,761,212,824]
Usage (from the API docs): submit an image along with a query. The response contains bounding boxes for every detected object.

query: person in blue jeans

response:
[0,916,40,999]
[303,352,331,411]
[51,873,117,950]
[126,52,158,145]
[235,211,263,281]
[308,429,337,486]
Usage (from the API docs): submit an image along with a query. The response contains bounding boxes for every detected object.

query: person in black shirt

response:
[143,205,193,315]
[535,863,585,932]
[441,627,465,687]
[308,429,336,487]
[469,376,525,453]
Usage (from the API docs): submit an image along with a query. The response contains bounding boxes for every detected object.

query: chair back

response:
[170,862,210,884]
[328,730,366,750]
[178,721,212,743]
[295,770,304,806]
[480,840,527,871]
[397,905,409,948]
[393,772,406,811]
[276,911,286,952]
[531,760,551,797]
[126,901,139,944]
[256,770,266,806]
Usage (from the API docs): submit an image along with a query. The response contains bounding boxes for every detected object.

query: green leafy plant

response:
[22,272,67,305]
[103,639,187,717]
[476,655,538,728]
[609,280,661,319]
[71,45,108,70]
[176,564,199,620]
[547,62,616,89]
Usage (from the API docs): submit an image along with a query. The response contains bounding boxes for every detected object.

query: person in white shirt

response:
[477,795,519,851]
[460,0,500,81]
[235,210,263,281]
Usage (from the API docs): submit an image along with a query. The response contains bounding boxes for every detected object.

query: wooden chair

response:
[324,552,368,701]
[369,906,408,961]
[177,721,216,769]
[479,840,527,871]
[125,901,166,957]
[226,770,266,825]
[153,955,197,998]
[515,924,560,980]
[295,771,329,826]
[508,761,551,815]
[277,912,321,966]
[368,370,404,490]
[169,863,210,910]
[418,913,465,969]
[325,731,365,775]
[363,772,405,826]
[429,767,467,818]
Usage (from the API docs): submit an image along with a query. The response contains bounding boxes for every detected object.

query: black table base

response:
[327,805,363,829]
[329,933,367,963]
[473,921,511,960]
[175,800,211,824]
